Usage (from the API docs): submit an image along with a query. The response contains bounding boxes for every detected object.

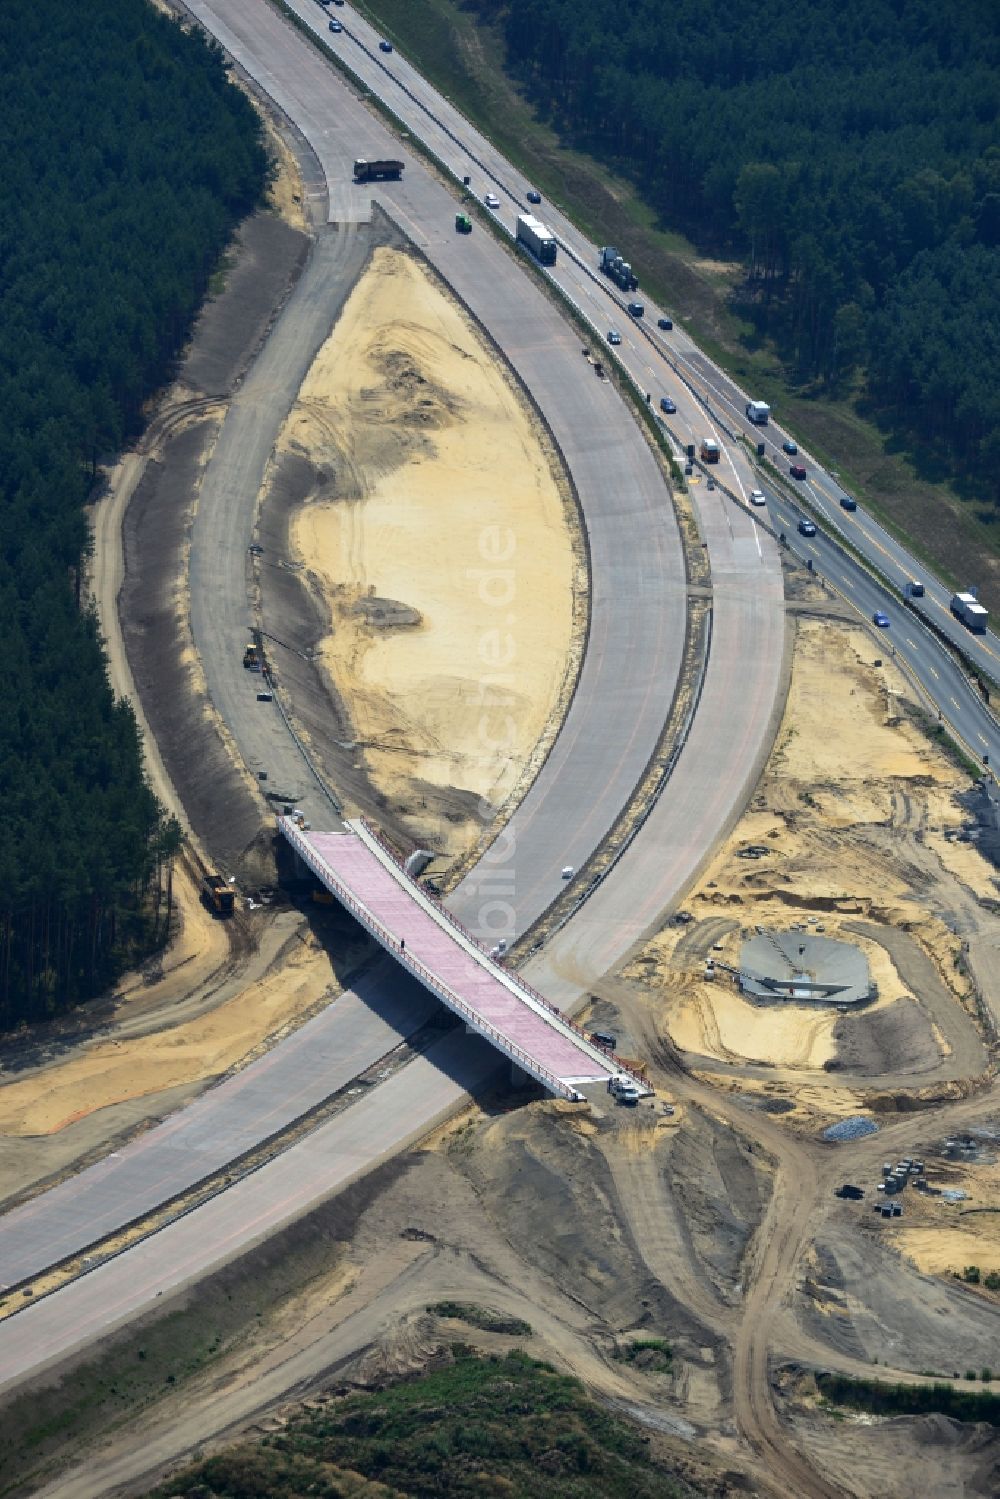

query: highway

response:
[184,0,692,934]
[272,0,1000,742]
[0,0,784,1380]
[0,5,996,1484]
[758,479,1000,769]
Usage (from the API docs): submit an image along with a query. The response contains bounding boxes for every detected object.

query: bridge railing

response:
[355,819,648,1091]
[280,818,580,1100]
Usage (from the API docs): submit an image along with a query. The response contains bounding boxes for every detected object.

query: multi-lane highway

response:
[757,480,1000,769]
[0,0,784,1385]
[2,0,993,1424]
[275,0,1000,727]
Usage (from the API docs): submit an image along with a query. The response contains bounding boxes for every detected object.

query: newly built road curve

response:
[0,0,789,1400]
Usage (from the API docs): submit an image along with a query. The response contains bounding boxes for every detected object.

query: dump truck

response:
[202,873,235,917]
[598,245,638,292]
[516,213,557,265]
[353,158,404,183]
[700,438,721,464]
[455,212,472,233]
[745,400,771,425]
[951,591,989,633]
[243,642,261,671]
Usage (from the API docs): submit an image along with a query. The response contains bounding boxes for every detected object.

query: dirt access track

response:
[11,553,1000,1499]
[5,28,1000,1499]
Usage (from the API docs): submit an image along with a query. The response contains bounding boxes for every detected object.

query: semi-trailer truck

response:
[598,246,638,292]
[746,400,771,425]
[353,158,404,182]
[951,591,989,632]
[516,214,557,264]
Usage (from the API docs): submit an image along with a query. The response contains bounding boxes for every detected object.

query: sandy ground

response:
[11,76,1000,1499]
[282,247,584,856]
[621,621,991,1077]
[891,1143,1000,1280]
[0,926,349,1138]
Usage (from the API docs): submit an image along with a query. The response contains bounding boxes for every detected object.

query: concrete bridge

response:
[279,817,647,1099]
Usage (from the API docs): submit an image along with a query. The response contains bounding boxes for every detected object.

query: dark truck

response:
[202,873,235,917]
[598,245,638,292]
[353,158,404,183]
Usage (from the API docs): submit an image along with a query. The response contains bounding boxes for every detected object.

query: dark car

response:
[873,610,890,628]
[657,317,673,331]
[790,463,807,480]
[798,518,817,537]
[782,439,798,455]
[526,189,542,204]
[379,39,393,52]
[659,397,676,414]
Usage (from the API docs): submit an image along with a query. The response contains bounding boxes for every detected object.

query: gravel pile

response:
[823,1116,878,1142]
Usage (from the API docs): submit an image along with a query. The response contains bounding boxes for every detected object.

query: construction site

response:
[0,14,999,1499]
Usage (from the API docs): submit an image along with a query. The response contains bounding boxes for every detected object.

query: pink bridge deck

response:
[281,819,623,1097]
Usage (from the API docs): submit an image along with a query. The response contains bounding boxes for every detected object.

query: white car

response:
[750,489,766,506]
[483,193,500,209]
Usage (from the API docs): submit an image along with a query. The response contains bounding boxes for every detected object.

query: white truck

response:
[608,1074,641,1106]
[951,591,989,633]
[746,400,771,425]
[516,214,557,265]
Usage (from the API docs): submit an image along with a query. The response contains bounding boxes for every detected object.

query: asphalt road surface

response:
[0,0,791,1379]
[761,481,1000,769]
[0,0,785,1373]
[0,7,687,1292]
[0,959,439,1294]
[0,1027,502,1400]
[190,225,371,829]
[0,0,993,1427]
[274,0,1000,744]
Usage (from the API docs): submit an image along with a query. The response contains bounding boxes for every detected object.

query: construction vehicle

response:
[951,591,989,633]
[745,400,771,425]
[608,1074,641,1106]
[455,212,472,233]
[700,438,721,463]
[353,158,404,183]
[202,873,235,917]
[598,245,638,292]
[516,213,557,265]
[243,642,261,671]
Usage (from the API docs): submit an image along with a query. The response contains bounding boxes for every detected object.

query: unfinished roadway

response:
[0,0,786,1404]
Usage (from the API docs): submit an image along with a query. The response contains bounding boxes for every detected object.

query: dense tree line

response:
[0,0,267,1027]
[818,1372,1000,1425]
[477,0,1000,495]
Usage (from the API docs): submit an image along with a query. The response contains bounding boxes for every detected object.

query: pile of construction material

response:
[872,1157,926,1218]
